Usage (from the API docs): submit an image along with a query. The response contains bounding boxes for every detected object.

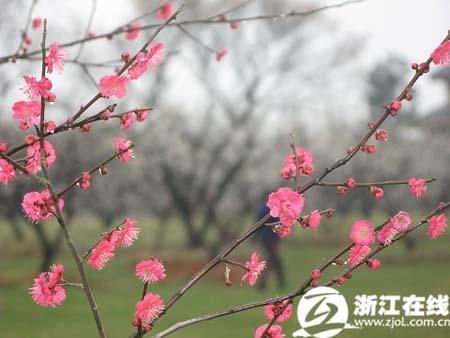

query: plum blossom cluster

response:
[6,42,65,191]
[377,211,413,246]
[88,218,140,270]
[241,252,266,286]
[87,218,140,270]
[253,300,293,337]
[254,299,292,336]
[119,109,150,131]
[281,147,314,180]
[122,2,174,41]
[267,187,305,237]
[1,10,449,338]
[133,258,167,332]
[99,42,165,99]
[30,264,66,307]
[22,189,64,223]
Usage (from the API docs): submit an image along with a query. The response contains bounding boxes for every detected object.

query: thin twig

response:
[318,177,436,188]
[220,258,248,271]
[14,0,39,55]
[151,202,450,338]
[147,29,450,334]
[57,144,135,197]
[36,20,107,338]
[0,0,364,64]
[81,221,125,260]
[74,0,98,61]
[6,106,150,156]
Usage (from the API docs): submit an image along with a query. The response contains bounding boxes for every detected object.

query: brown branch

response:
[81,221,125,260]
[258,201,450,337]
[0,151,41,182]
[13,0,39,55]
[36,20,107,338]
[69,5,183,124]
[57,144,135,197]
[145,29,450,334]
[5,106,150,156]
[74,0,98,61]
[207,0,257,20]
[220,258,248,271]
[0,0,363,64]
[318,177,436,188]
[152,202,450,338]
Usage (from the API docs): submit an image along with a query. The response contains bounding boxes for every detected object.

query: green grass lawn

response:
[0,219,449,338]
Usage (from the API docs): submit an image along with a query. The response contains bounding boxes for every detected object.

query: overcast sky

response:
[323,0,450,112]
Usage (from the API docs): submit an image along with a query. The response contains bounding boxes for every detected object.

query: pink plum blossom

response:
[254,324,284,338]
[408,177,426,198]
[157,2,174,21]
[134,293,164,325]
[427,214,447,239]
[431,40,450,65]
[241,252,266,286]
[263,300,292,323]
[45,43,66,73]
[135,258,166,283]
[115,137,134,163]
[125,21,141,40]
[267,187,304,229]
[0,159,16,185]
[99,75,129,99]
[30,264,66,307]
[350,219,375,246]
[12,100,41,130]
[348,244,371,266]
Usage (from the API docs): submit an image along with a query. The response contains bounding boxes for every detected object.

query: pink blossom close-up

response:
[281,147,314,180]
[157,2,174,21]
[115,137,134,163]
[22,76,55,102]
[87,239,116,270]
[120,112,135,130]
[370,186,384,199]
[134,293,165,325]
[30,264,66,307]
[267,187,304,228]
[390,211,412,232]
[241,252,266,286]
[350,219,375,246]
[125,21,141,40]
[254,324,285,338]
[348,244,371,266]
[135,258,166,283]
[22,189,64,223]
[346,177,356,188]
[377,223,396,246]
[112,218,140,248]
[12,100,41,130]
[99,75,129,99]
[431,40,450,65]
[25,140,56,173]
[32,17,43,29]
[427,214,447,239]
[408,177,426,198]
[79,172,91,191]
[136,110,150,122]
[263,300,292,322]
[45,43,66,73]
[0,159,16,185]
[307,209,321,230]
